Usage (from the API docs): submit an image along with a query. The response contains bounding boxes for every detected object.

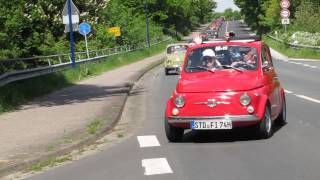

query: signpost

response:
[107,27,121,37]
[62,0,80,67]
[280,0,290,33]
[79,23,91,58]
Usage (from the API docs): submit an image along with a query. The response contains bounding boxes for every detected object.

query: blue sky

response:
[215,0,240,12]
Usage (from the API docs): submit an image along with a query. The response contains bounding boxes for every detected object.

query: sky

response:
[215,0,240,12]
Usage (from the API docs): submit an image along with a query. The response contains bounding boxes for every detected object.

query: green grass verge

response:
[30,155,72,172]
[0,39,174,114]
[263,36,320,59]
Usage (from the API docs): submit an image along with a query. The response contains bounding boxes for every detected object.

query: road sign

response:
[79,23,91,35]
[280,0,290,9]
[107,27,121,37]
[62,0,80,24]
[281,18,290,25]
[280,9,290,18]
[64,24,79,33]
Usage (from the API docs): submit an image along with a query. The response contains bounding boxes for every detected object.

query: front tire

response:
[165,119,184,142]
[256,106,273,139]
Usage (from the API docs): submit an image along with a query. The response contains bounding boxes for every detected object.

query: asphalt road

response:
[27,21,320,180]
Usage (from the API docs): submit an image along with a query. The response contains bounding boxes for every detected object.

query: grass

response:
[86,119,103,135]
[263,35,320,60]
[0,39,173,114]
[30,155,72,172]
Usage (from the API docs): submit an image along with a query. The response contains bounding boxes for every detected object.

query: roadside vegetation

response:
[0,39,172,114]
[0,0,216,59]
[263,36,320,59]
[235,0,320,59]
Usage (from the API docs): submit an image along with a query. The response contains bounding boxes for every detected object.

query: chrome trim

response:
[167,115,259,123]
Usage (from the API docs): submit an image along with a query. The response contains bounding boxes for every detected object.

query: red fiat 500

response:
[164,38,286,142]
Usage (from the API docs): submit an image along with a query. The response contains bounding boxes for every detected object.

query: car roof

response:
[188,40,263,50]
[166,43,188,48]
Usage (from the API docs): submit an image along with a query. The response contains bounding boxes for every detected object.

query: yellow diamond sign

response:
[108,27,121,37]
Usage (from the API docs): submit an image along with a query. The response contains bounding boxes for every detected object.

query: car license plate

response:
[191,120,232,130]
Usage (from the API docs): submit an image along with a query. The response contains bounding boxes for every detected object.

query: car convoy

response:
[164,30,287,142]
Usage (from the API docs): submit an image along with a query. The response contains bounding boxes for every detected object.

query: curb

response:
[288,58,320,62]
[0,55,165,178]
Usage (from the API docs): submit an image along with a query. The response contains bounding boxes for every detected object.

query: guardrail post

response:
[78,54,81,61]
[58,56,62,64]
[47,59,51,66]
[68,55,72,62]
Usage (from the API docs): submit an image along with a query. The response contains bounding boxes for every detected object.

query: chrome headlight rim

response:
[174,95,185,108]
[240,92,251,106]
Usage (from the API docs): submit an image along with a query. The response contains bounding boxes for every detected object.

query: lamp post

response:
[144,2,151,48]
[67,0,76,67]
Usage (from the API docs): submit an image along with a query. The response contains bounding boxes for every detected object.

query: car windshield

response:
[185,45,258,72]
[167,45,188,54]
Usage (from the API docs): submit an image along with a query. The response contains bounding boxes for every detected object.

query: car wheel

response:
[165,69,170,75]
[276,97,287,126]
[257,106,273,139]
[165,119,184,142]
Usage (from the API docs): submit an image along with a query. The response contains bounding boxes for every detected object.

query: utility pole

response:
[67,0,76,67]
[144,2,151,48]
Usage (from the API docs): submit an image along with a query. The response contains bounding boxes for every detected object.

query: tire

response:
[165,119,184,142]
[276,97,287,126]
[256,106,273,139]
[165,69,170,75]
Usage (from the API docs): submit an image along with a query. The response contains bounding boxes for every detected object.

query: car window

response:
[167,45,188,54]
[185,45,258,72]
[261,46,273,67]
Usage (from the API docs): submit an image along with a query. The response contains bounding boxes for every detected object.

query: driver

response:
[231,49,257,68]
[201,49,221,69]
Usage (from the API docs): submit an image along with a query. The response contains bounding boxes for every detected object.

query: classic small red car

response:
[165,36,286,142]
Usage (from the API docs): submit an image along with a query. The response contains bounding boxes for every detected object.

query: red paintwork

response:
[165,40,285,129]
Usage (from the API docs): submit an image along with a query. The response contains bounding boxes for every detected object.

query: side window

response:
[261,47,268,65]
[265,46,274,67]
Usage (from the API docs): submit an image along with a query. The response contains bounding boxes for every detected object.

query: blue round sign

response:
[79,22,91,35]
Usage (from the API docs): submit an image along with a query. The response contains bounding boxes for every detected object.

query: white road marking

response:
[142,158,173,175]
[284,89,293,94]
[310,66,317,68]
[295,94,320,104]
[137,135,160,148]
[303,64,311,67]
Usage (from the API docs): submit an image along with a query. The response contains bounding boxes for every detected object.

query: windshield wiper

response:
[187,66,215,73]
[219,65,243,73]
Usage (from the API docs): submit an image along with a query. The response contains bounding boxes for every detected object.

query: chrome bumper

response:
[167,115,259,123]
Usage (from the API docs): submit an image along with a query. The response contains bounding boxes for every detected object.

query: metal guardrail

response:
[267,35,320,50]
[0,37,172,87]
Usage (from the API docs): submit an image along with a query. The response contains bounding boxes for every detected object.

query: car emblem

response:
[207,99,217,107]
[194,98,230,108]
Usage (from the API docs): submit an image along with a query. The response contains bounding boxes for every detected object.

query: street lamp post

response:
[67,0,76,67]
[144,2,151,48]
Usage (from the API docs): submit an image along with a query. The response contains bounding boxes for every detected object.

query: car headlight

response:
[174,95,185,108]
[240,93,251,106]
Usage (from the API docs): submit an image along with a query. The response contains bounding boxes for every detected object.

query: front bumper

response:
[167,115,260,128]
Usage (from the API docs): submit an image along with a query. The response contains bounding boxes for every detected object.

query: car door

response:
[261,45,281,119]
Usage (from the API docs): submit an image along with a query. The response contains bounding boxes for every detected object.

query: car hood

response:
[177,71,263,93]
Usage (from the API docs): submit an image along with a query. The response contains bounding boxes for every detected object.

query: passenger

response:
[201,49,221,69]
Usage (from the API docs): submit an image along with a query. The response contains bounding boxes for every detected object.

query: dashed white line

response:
[142,158,173,175]
[284,89,293,94]
[137,135,160,148]
[295,94,320,104]
[303,64,311,67]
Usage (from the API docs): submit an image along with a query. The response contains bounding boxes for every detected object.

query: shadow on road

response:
[181,124,285,143]
[21,84,142,109]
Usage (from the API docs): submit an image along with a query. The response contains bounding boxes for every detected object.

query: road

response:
[27,21,320,180]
